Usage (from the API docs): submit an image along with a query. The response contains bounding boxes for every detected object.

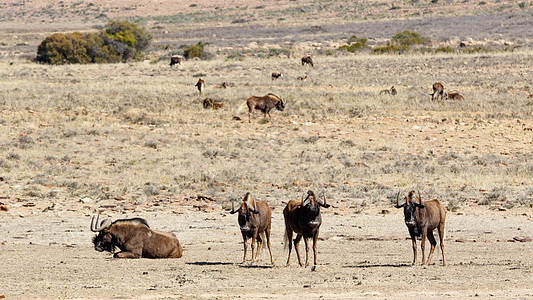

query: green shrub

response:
[36,20,152,65]
[36,32,91,65]
[338,35,368,53]
[372,43,408,54]
[184,41,211,60]
[392,30,431,46]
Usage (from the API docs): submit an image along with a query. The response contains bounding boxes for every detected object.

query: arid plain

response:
[1,0,533,299]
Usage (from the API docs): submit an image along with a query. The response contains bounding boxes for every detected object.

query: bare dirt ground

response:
[1,208,532,299]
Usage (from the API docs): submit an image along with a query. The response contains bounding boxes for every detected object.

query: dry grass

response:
[1,51,532,211]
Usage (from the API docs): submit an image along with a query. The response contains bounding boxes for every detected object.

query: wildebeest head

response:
[301,190,330,227]
[276,98,285,112]
[395,190,425,227]
[230,193,259,231]
[90,215,114,252]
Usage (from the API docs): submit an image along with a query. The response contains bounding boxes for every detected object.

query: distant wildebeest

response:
[431,82,445,100]
[379,86,397,95]
[447,92,464,100]
[395,191,447,266]
[195,78,205,95]
[283,190,330,271]
[219,82,227,89]
[272,72,283,80]
[202,98,225,109]
[230,193,274,266]
[297,75,307,81]
[169,55,182,67]
[301,55,314,67]
[90,215,183,259]
[246,93,285,123]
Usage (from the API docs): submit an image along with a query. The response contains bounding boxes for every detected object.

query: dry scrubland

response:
[1,0,533,299]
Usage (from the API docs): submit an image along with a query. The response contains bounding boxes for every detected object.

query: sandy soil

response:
[1,206,532,299]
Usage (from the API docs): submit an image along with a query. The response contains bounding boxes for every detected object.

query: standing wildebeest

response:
[90,215,183,258]
[284,190,330,271]
[169,55,182,67]
[271,72,283,80]
[447,92,464,100]
[431,82,445,100]
[395,191,447,266]
[301,55,314,67]
[195,78,205,95]
[230,193,274,266]
[246,93,285,123]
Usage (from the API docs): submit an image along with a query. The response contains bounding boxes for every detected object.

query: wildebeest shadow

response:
[237,264,274,269]
[186,261,233,266]
[343,263,411,268]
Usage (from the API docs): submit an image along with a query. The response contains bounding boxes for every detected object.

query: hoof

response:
[250,262,257,267]
[240,262,248,266]
[311,266,317,272]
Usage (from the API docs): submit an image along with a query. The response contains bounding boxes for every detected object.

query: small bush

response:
[392,30,431,46]
[435,46,453,53]
[184,41,211,60]
[338,35,368,53]
[372,43,408,54]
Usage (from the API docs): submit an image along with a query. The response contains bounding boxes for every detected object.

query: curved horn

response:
[417,190,422,205]
[230,197,239,214]
[319,192,330,208]
[247,198,259,214]
[90,215,111,232]
[394,191,402,208]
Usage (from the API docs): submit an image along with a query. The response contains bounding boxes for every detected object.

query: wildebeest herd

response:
[91,189,446,270]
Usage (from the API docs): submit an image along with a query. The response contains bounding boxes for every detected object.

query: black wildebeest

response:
[283,190,330,271]
[246,93,285,123]
[271,72,283,80]
[195,78,205,95]
[301,55,314,67]
[432,82,445,100]
[379,86,397,95]
[169,56,182,67]
[395,191,447,266]
[447,92,464,100]
[230,193,274,266]
[202,98,225,109]
[90,215,183,259]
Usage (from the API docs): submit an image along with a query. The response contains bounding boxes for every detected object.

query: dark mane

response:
[112,217,150,228]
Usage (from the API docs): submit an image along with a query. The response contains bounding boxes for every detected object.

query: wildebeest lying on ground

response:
[230,193,274,266]
[169,55,182,67]
[246,93,285,123]
[431,82,445,100]
[379,86,397,95]
[195,78,205,95]
[447,92,464,100]
[301,55,314,67]
[297,75,307,81]
[395,191,447,266]
[271,72,283,80]
[283,190,330,271]
[202,98,225,109]
[91,215,183,259]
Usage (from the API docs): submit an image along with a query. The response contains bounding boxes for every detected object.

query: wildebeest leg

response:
[409,229,417,265]
[265,226,274,265]
[114,251,141,258]
[294,234,303,267]
[248,110,252,123]
[250,231,257,265]
[426,230,437,265]
[420,229,427,265]
[438,222,446,266]
[285,229,293,266]
[303,236,310,267]
[254,232,263,264]
[312,230,319,270]
[241,234,248,264]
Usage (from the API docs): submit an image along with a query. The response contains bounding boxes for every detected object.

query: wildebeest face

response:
[302,192,321,227]
[396,192,425,228]
[238,202,252,231]
[276,100,285,112]
[92,230,115,253]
